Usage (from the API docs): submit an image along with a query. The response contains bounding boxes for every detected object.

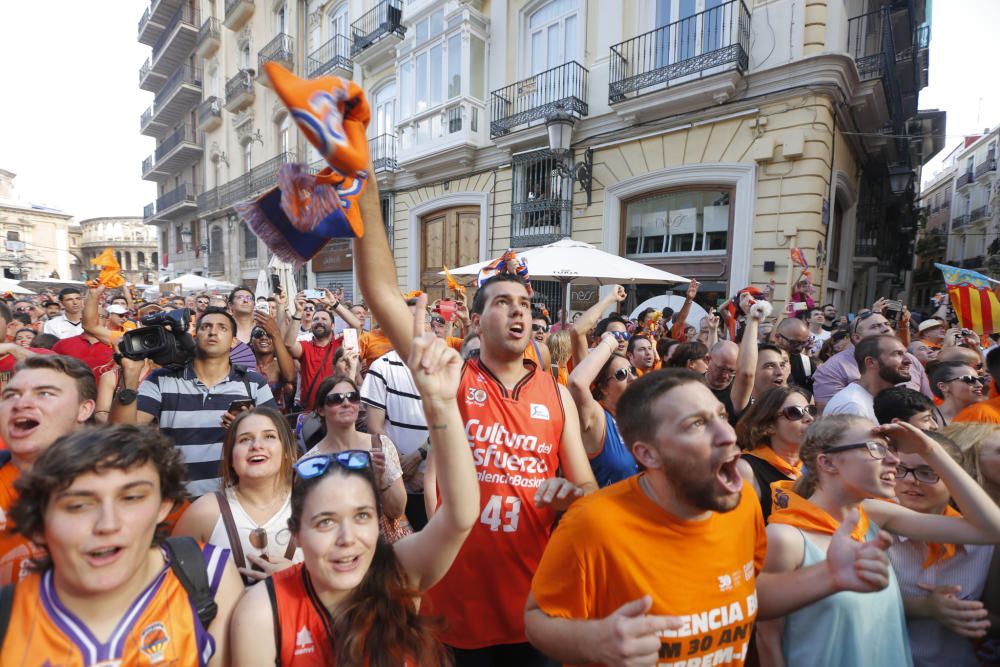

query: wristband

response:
[292,315,302,321]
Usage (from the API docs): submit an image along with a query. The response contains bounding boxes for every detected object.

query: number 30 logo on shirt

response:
[466,387,488,406]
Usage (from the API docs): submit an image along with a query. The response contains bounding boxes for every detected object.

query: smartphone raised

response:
[303,289,325,300]
[342,327,359,353]
[227,398,254,415]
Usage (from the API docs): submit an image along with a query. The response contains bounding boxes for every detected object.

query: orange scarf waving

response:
[746,446,802,480]
[923,505,962,569]
[769,480,870,542]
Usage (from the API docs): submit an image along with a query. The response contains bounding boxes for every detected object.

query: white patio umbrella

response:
[0,277,34,295]
[443,238,690,324]
[630,295,709,330]
[161,273,237,295]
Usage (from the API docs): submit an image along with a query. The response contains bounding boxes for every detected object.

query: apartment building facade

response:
[946,126,999,275]
[142,0,940,313]
[0,170,79,282]
[913,163,953,308]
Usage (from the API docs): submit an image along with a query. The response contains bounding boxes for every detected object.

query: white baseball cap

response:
[917,318,945,333]
[106,304,129,315]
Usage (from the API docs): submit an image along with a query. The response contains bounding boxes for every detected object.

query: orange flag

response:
[443,265,466,296]
[90,248,125,288]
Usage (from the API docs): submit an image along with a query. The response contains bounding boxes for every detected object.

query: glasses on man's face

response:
[780,404,817,422]
[778,333,809,349]
[944,375,986,386]
[325,390,361,405]
[825,440,895,460]
[532,323,548,333]
[294,450,371,479]
[896,464,940,484]
[15,306,31,313]
[612,366,638,382]
[235,294,254,303]
[197,299,209,306]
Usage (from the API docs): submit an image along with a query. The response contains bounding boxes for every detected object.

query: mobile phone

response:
[227,398,254,415]
[255,299,271,314]
[342,327,359,353]
[436,299,458,321]
[791,301,808,312]
[304,289,324,300]
[884,299,903,321]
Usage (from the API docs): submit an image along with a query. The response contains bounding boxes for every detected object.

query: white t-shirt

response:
[823,382,877,422]
[810,328,832,354]
[360,350,428,457]
[42,315,83,340]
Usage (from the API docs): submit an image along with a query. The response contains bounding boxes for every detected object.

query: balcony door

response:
[421,207,480,303]
[654,0,726,68]
[329,3,349,59]
[528,0,579,75]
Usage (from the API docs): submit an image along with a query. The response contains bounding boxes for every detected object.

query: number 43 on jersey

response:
[480,495,521,532]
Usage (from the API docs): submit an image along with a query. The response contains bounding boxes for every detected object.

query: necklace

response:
[235,487,286,514]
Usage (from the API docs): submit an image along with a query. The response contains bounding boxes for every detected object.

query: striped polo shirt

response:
[360,350,428,458]
[137,362,276,497]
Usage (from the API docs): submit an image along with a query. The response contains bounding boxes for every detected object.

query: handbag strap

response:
[303,343,336,409]
[214,491,247,572]
[282,534,298,561]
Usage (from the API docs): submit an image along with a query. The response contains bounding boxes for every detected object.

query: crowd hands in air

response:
[2,174,1000,667]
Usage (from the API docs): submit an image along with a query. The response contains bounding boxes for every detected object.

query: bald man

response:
[774,317,815,391]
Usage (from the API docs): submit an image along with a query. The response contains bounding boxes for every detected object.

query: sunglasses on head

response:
[251,328,270,339]
[612,366,638,382]
[780,404,817,421]
[944,375,986,386]
[294,450,372,479]
[325,390,361,405]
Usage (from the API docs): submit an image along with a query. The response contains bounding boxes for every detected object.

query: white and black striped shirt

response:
[360,350,427,459]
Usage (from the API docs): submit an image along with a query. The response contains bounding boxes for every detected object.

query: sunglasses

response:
[430,315,446,326]
[532,323,548,333]
[612,366,638,382]
[251,328,270,339]
[611,331,631,342]
[294,450,372,479]
[896,464,940,484]
[325,390,361,405]
[944,375,986,386]
[780,404,818,421]
[303,306,316,313]
[825,440,895,460]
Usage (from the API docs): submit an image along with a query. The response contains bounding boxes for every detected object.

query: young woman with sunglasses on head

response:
[929,361,986,426]
[303,374,409,538]
[173,407,304,585]
[250,312,297,412]
[229,302,479,666]
[756,415,1000,667]
[567,331,640,487]
[735,386,816,520]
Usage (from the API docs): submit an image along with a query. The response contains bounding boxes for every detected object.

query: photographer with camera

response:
[111,307,276,497]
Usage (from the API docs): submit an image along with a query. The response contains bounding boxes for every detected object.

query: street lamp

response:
[545,106,594,206]
[180,226,193,250]
[888,164,915,196]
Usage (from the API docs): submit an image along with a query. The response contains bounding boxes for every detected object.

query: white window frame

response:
[518,0,586,79]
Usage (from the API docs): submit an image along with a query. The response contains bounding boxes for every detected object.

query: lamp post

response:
[888,164,915,196]
[544,106,594,206]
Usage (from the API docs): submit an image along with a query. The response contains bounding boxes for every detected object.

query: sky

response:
[0,1,993,220]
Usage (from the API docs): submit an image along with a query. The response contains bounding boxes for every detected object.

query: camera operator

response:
[110,307,276,496]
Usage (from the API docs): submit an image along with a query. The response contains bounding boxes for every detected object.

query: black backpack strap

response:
[0,583,14,650]
[163,536,218,629]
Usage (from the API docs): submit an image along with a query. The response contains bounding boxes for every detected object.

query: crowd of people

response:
[1,175,1000,667]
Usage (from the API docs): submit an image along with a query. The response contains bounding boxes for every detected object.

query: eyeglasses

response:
[251,328,270,339]
[532,323,548,333]
[896,464,940,484]
[780,404,818,421]
[294,450,371,479]
[325,391,361,405]
[824,440,895,460]
[777,333,809,349]
[14,306,31,313]
[944,375,986,386]
[612,366,638,382]
[235,294,254,303]
[303,306,316,313]
[611,331,631,342]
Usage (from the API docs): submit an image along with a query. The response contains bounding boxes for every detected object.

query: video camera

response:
[119,308,196,368]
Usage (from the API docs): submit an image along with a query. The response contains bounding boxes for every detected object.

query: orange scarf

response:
[769,480,870,542]
[923,505,962,569]
[747,446,802,480]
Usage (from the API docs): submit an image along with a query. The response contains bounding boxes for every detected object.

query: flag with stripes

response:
[935,263,1000,335]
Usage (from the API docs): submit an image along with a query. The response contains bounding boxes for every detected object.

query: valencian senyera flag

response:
[935,263,1000,336]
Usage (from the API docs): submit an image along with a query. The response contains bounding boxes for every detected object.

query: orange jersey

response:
[0,461,43,586]
[532,477,767,667]
[1,542,230,666]
[953,395,1000,424]
[360,329,394,367]
[423,357,565,649]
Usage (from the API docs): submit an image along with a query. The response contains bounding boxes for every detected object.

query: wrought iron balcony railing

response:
[957,171,975,188]
[609,0,750,103]
[258,33,294,71]
[156,183,197,212]
[142,155,154,176]
[952,212,972,229]
[847,7,904,136]
[139,57,153,84]
[225,0,254,27]
[152,4,199,60]
[490,61,588,138]
[197,17,221,52]
[511,199,572,247]
[975,157,997,180]
[307,35,352,77]
[971,205,991,223]
[144,202,156,220]
[155,65,202,107]
[155,124,197,161]
[198,152,295,214]
[140,106,154,129]
[369,134,397,172]
[351,0,405,56]
[225,70,255,106]
[198,96,222,126]
[138,6,152,36]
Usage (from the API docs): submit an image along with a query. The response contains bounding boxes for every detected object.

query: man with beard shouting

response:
[284,290,361,411]
[823,335,912,423]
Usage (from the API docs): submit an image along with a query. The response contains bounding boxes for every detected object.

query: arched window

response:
[138,251,146,266]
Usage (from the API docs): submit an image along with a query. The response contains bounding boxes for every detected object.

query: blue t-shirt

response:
[590,410,638,487]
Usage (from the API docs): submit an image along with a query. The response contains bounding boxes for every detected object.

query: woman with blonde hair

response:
[757,414,1000,667]
[546,329,571,386]
[942,422,1000,503]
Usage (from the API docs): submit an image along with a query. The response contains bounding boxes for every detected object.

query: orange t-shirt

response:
[423,357,565,649]
[953,395,1000,424]
[446,336,464,352]
[359,328,394,367]
[532,477,767,667]
[0,462,44,585]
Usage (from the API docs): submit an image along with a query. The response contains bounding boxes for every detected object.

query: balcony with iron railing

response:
[307,34,352,78]
[511,199,572,247]
[195,17,221,59]
[150,3,199,76]
[369,134,397,173]
[143,202,157,221]
[138,4,166,47]
[258,33,294,80]
[957,171,975,189]
[847,7,905,136]
[140,105,166,137]
[952,212,972,230]
[609,0,750,103]
[975,156,997,180]
[971,205,991,224]
[225,70,255,112]
[199,96,222,132]
[224,0,254,31]
[152,65,203,126]
[139,56,165,92]
[154,124,202,174]
[491,61,588,138]
[351,0,404,61]
[154,183,198,220]
[198,152,295,215]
